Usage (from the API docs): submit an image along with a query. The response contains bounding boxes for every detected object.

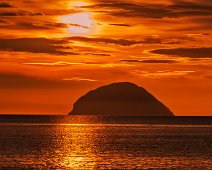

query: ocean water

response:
[0,116,211,169]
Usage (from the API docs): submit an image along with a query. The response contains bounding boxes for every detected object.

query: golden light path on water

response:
[0,115,211,169]
[52,125,98,168]
[38,123,211,169]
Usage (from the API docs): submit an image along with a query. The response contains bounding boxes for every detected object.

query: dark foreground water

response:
[0,116,212,169]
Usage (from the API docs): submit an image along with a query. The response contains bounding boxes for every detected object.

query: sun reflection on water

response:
[51,122,101,169]
[1,116,211,169]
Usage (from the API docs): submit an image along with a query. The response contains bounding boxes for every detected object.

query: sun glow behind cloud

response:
[60,12,96,35]
[71,1,88,7]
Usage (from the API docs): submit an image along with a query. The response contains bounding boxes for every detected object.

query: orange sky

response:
[0,0,212,115]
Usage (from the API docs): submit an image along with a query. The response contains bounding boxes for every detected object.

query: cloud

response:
[68,36,138,46]
[62,77,98,82]
[150,47,212,58]
[170,1,212,11]
[23,62,84,66]
[0,11,44,16]
[0,19,7,23]
[0,2,13,8]
[0,20,67,31]
[85,52,111,56]
[0,38,77,55]
[109,23,131,27]
[120,59,176,64]
[189,17,212,30]
[0,72,97,89]
[85,1,212,19]
[133,70,195,78]
[0,72,64,89]
[17,22,67,30]
[85,2,171,19]
[68,36,165,46]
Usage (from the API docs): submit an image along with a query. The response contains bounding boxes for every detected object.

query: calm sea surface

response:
[0,116,212,169]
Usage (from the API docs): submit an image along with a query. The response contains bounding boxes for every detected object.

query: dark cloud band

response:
[84,1,212,19]
[150,47,212,58]
[67,36,164,46]
[0,38,76,55]
[0,2,13,8]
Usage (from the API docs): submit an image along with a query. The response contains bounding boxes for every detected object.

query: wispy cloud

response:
[120,59,177,64]
[0,38,76,55]
[67,36,167,46]
[0,72,99,89]
[18,22,67,29]
[0,11,44,16]
[62,77,98,82]
[23,62,84,66]
[84,1,212,19]
[0,72,69,89]
[0,2,13,8]
[150,47,212,58]
[109,23,131,27]
[133,70,196,78]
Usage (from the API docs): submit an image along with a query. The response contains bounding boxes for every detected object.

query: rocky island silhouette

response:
[70,82,174,116]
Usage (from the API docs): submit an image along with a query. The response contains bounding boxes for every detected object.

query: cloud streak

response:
[84,1,212,19]
[0,72,97,89]
[62,77,98,82]
[0,11,44,16]
[109,23,131,27]
[151,47,212,58]
[23,62,84,66]
[0,2,13,8]
[0,38,76,55]
[68,36,167,46]
[120,59,177,64]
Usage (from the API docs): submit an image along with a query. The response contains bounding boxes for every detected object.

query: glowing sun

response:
[60,12,96,35]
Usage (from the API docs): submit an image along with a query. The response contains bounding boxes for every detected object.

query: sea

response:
[0,116,211,169]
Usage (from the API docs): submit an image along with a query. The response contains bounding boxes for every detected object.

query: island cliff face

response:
[70,82,174,116]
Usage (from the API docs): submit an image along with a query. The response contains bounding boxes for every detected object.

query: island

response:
[69,82,174,116]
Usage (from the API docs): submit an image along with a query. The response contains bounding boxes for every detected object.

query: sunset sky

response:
[0,0,212,115]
